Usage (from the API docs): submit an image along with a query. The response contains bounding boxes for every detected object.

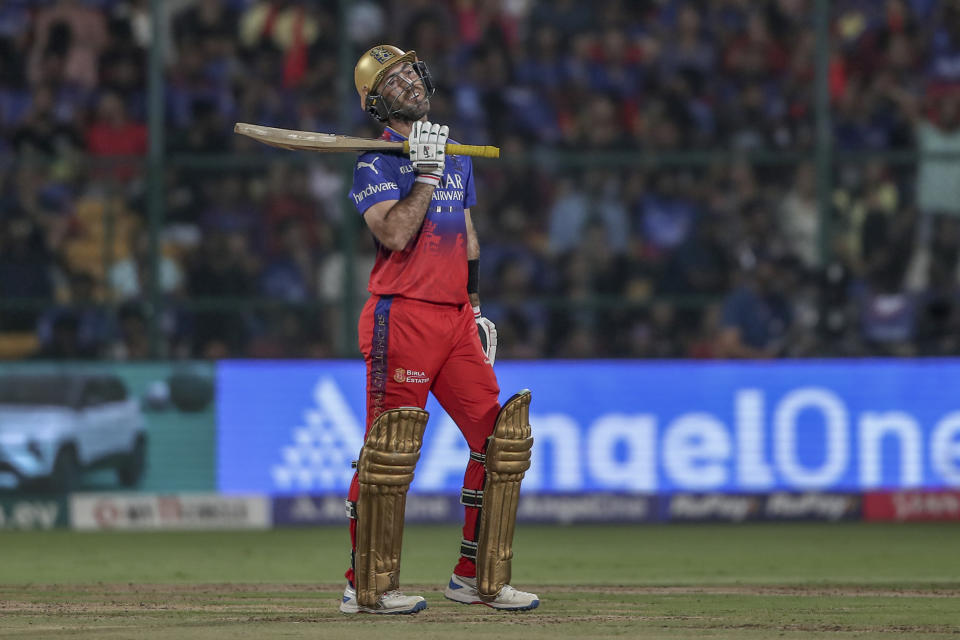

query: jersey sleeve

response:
[350,153,402,215]
[462,156,477,209]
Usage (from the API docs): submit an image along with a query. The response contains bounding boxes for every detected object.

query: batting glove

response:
[474,306,497,365]
[409,120,448,185]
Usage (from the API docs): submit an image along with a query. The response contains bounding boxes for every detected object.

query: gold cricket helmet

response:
[354,45,434,122]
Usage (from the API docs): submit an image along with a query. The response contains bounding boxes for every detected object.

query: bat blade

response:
[234,123,403,153]
[235,122,500,159]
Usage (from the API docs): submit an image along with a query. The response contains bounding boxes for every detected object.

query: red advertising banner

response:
[863,491,960,522]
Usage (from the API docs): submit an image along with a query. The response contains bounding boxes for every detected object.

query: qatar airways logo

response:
[352,181,398,204]
[432,173,464,202]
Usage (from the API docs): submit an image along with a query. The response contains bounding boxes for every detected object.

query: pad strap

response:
[460,538,478,560]
[470,451,486,464]
[460,488,484,507]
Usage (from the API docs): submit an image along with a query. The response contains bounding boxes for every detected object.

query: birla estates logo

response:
[394,368,430,384]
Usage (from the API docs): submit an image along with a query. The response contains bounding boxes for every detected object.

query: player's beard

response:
[392,92,430,123]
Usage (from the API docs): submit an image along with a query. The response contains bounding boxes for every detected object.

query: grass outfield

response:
[1,523,958,638]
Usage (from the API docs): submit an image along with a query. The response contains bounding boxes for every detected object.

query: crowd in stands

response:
[1,0,959,360]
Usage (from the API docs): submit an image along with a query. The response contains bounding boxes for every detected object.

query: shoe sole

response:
[444,592,540,611]
[340,600,427,615]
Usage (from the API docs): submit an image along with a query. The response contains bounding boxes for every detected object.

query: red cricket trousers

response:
[345,294,501,586]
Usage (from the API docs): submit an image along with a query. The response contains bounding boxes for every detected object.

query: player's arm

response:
[362,120,449,251]
[465,208,480,307]
[466,207,497,363]
[363,186,435,251]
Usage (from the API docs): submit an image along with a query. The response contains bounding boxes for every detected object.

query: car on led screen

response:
[0,373,146,492]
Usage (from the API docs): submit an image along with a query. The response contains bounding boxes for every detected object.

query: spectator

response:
[199,175,263,250]
[32,311,94,359]
[483,256,549,359]
[37,272,112,357]
[883,82,960,218]
[715,254,793,358]
[778,163,820,271]
[856,269,919,356]
[108,226,184,302]
[174,0,239,53]
[260,219,315,301]
[637,171,698,257]
[548,171,629,256]
[11,85,84,158]
[0,5,30,89]
[3,0,960,359]
[834,160,900,268]
[262,164,325,254]
[0,218,54,331]
[248,308,331,359]
[28,0,108,90]
[85,90,148,181]
[186,231,258,357]
[108,301,151,360]
[98,4,148,115]
[658,214,731,295]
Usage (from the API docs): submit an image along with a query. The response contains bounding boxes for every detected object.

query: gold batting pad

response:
[475,390,534,601]
[354,407,429,608]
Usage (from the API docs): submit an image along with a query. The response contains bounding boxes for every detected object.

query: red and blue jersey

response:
[350,126,477,305]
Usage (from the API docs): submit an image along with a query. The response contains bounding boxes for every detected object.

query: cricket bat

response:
[234,123,500,158]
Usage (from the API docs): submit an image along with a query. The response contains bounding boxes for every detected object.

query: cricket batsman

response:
[338,45,539,614]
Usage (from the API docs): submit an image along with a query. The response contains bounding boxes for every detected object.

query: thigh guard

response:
[475,390,533,601]
[354,407,429,607]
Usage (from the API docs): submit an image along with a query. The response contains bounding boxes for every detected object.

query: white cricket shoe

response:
[339,584,427,614]
[443,573,539,611]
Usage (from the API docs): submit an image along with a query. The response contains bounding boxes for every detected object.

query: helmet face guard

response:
[364,60,435,122]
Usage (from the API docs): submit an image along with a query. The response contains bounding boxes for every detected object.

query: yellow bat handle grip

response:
[401,141,500,159]
[447,144,500,158]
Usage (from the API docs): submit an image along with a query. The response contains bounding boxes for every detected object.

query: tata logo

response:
[0,501,60,530]
[370,47,395,64]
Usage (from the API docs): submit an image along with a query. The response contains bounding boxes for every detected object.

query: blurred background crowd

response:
[1,0,959,360]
